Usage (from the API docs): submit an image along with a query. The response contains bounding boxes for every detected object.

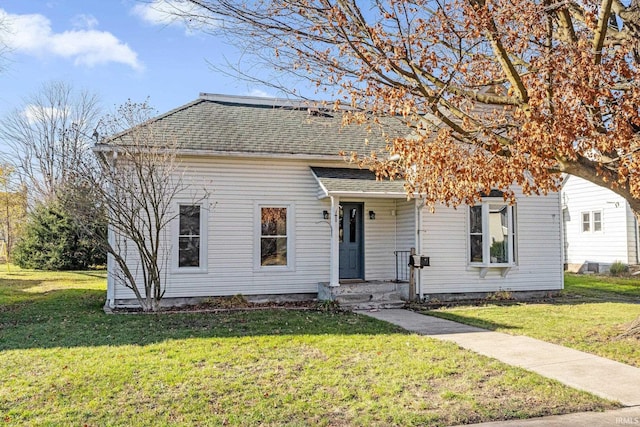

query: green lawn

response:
[424,274,640,367]
[0,268,618,426]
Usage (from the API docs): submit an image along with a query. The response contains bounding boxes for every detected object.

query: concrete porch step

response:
[335,291,403,303]
[330,281,405,295]
[340,300,406,310]
[318,281,409,310]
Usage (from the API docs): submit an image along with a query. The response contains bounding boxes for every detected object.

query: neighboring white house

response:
[562,175,639,273]
[98,93,564,309]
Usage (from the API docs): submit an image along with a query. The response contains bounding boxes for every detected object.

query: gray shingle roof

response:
[100,93,404,158]
[311,167,407,197]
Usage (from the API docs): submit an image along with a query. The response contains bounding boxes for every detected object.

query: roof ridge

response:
[199,92,333,110]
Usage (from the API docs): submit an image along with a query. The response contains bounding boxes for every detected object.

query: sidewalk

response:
[358,308,640,423]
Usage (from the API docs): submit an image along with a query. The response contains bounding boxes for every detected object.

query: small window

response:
[469,201,516,266]
[178,205,201,268]
[582,210,603,233]
[593,211,602,232]
[260,207,288,266]
[582,212,591,232]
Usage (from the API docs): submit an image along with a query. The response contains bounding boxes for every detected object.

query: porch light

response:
[369,210,376,220]
[323,210,329,220]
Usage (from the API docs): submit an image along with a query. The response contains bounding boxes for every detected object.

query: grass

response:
[423,273,640,367]
[0,267,619,426]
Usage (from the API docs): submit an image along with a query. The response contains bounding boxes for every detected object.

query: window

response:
[260,206,288,267]
[593,211,602,232]
[582,212,591,232]
[469,201,516,266]
[176,204,207,271]
[581,210,603,233]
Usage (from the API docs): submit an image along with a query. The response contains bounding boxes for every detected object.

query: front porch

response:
[310,166,419,309]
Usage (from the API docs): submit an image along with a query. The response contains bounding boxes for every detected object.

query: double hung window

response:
[257,204,294,269]
[176,204,207,271]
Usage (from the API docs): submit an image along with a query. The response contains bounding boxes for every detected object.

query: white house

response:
[562,175,639,273]
[99,93,564,309]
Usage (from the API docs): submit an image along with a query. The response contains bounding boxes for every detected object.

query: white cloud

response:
[71,14,99,30]
[1,9,143,71]
[131,1,179,26]
[22,104,67,125]
[131,0,217,34]
[246,89,272,98]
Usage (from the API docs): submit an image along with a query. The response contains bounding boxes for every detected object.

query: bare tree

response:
[72,100,191,312]
[0,12,13,74]
[0,81,101,202]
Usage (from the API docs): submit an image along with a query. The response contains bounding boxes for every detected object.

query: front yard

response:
[0,268,618,426]
[423,274,640,367]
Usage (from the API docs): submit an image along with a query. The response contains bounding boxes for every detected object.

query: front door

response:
[339,203,364,280]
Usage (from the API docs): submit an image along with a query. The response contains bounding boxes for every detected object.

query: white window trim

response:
[254,202,296,272]
[581,210,603,233]
[172,202,208,274]
[468,199,517,269]
[592,209,603,233]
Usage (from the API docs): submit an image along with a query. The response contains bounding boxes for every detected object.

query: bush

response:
[609,261,629,276]
[13,202,106,270]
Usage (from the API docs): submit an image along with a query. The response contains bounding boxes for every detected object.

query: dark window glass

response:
[582,212,591,232]
[349,208,357,243]
[261,207,287,266]
[470,235,483,263]
[179,205,200,267]
[593,211,602,232]
[469,206,482,234]
[489,204,509,264]
[339,206,344,243]
[469,205,483,262]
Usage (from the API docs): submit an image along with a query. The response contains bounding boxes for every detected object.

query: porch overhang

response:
[310,166,408,199]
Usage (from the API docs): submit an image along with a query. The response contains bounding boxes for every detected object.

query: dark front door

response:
[339,203,364,280]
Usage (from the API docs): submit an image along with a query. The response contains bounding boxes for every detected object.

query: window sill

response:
[469,264,514,278]
[254,265,295,273]
[172,267,209,275]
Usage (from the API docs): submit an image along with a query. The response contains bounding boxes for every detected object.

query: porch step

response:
[318,281,409,310]
[338,298,406,310]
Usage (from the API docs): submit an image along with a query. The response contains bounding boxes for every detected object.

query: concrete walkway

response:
[357,308,640,424]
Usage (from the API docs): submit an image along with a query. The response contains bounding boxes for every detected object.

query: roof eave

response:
[92,144,346,161]
[317,191,409,200]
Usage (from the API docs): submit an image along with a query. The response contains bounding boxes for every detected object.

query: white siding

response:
[395,200,416,253]
[360,199,392,280]
[562,176,632,266]
[107,155,563,304]
[111,157,335,300]
[110,157,418,302]
[418,190,563,295]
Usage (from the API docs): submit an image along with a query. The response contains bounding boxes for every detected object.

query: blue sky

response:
[0,0,288,119]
